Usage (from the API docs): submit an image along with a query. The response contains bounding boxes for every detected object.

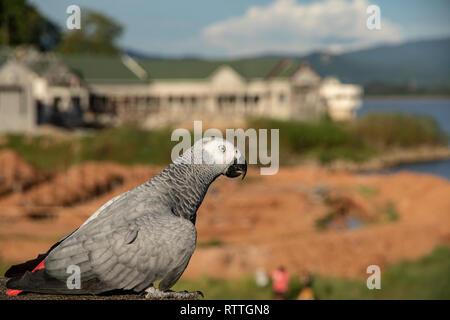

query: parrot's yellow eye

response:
[218,145,226,153]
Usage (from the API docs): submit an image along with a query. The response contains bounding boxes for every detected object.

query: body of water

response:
[374,159,450,180]
[358,98,450,133]
[357,98,450,180]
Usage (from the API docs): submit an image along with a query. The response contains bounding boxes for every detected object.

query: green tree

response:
[57,9,123,54]
[0,0,60,50]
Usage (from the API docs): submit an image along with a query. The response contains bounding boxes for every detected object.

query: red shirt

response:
[271,269,289,293]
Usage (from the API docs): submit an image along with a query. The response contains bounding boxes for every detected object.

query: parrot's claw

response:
[144,287,204,300]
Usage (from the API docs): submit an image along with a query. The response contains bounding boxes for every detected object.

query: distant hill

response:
[122,48,165,60]
[125,37,449,89]
[294,37,450,86]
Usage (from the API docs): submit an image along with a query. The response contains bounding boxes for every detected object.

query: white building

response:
[0,48,89,132]
[319,77,363,121]
[0,48,363,132]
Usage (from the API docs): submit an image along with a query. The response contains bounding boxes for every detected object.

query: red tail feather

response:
[6,259,45,296]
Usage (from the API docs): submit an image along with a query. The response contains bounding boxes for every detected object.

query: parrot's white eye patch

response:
[218,145,226,153]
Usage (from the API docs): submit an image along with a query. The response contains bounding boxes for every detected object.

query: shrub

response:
[248,117,375,164]
[353,112,447,149]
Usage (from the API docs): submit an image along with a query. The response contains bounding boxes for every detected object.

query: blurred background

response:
[0,0,449,299]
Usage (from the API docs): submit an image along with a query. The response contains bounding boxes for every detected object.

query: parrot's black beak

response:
[225,158,247,180]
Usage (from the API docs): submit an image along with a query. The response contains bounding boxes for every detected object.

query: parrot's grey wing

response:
[76,186,147,233]
[44,207,197,294]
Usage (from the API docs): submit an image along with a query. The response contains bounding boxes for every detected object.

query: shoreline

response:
[326,146,450,173]
[363,95,450,100]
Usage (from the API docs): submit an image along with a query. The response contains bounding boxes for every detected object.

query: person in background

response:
[270,266,289,299]
[255,267,269,287]
[297,274,315,300]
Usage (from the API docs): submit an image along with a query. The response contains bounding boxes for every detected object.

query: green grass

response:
[78,126,175,166]
[3,134,76,171]
[248,112,447,165]
[0,112,447,172]
[248,117,376,165]
[173,276,274,300]
[197,238,223,248]
[0,126,177,171]
[0,260,10,278]
[314,246,450,299]
[383,202,399,222]
[355,185,378,198]
[315,211,336,231]
[353,112,447,149]
[172,246,450,299]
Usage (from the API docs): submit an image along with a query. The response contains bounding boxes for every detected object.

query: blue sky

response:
[29,0,450,57]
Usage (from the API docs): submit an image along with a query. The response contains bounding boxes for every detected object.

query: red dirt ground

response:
[0,150,46,196]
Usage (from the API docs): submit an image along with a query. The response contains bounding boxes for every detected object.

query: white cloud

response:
[202,0,403,56]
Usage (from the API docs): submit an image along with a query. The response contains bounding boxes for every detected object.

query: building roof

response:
[136,58,287,81]
[60,55,302,83]
[0,47,51,76]
[0,48,306,84]
[0,48,84,86]
[60,55,148,84]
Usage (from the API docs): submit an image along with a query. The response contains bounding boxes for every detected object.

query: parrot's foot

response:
[144,287,204,300]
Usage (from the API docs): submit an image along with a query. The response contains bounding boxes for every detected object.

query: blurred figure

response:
[255,267,269,287]
[270,266,289,299]
[297,274,315,300]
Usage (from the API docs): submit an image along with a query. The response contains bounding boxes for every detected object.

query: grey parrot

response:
[5,137,247,299]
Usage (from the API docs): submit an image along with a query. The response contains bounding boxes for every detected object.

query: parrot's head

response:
[179,137,247,179]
